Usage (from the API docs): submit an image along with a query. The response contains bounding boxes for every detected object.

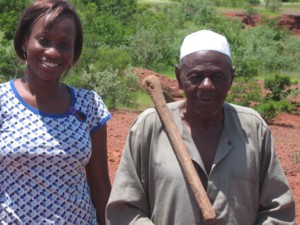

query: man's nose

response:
[199,77,214,90]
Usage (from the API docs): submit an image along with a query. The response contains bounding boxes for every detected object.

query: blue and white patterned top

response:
[0,80,111,224]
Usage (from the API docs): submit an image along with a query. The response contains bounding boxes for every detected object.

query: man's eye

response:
[214,74,224,79]
[188,75,203,84]
[213,73,227,82]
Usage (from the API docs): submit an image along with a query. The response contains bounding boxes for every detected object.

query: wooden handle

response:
[143,75,216,223]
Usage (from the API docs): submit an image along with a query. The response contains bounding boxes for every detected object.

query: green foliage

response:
[233,25,295,77]
[248,0,260,4]
[252,74,296,123]
[226,77,262,106]
[265,0,282,12]
[77,3,132,48]
[73,65,140,109]
[76,0,137,22]
[178,0,214,22]
[128,27,162,69]
[80,45,132,74]
[0,33,24,81]
[0,0,30,40]
[255,100,293,123]
[264,74,292,101]
[255,101,277,123]
[227,75,296,123]
[1,0,300,111]
[128,3,182,70]
[94,48,132,72]
[209,0,248,7]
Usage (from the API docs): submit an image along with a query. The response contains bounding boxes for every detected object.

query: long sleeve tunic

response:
[106,101,295,225]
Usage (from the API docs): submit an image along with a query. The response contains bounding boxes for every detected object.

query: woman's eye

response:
[38,37,48,46]
[60,42,71,49]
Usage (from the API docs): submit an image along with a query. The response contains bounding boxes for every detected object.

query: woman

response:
[0,0,111,224]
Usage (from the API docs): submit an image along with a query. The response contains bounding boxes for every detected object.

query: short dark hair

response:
[14,0,83,64]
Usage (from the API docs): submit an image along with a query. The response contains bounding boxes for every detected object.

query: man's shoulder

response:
[224,102,268,127]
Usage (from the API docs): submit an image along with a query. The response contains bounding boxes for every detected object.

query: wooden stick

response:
[143,75,216,223]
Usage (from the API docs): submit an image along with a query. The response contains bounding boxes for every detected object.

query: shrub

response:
[94,48,132,73]
[0,33,25,81]
[265,0,282,12]
[0,0,31,40]
[226,77,262,106]
[178,0,215,23]
[255,101,277,123]
[72,65,140,109]
[264,74,292,101]
[255,100,293,123]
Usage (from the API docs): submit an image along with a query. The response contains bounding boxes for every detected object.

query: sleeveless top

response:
[0,80,111,224]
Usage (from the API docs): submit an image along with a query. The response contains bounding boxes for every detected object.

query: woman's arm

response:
[86,124,111,225]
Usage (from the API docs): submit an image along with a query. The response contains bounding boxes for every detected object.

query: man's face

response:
[176,50,234,118]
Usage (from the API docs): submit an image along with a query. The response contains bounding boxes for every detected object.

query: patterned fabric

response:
[0,80,111,224]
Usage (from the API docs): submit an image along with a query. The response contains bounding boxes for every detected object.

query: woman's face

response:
[22,14,76,82]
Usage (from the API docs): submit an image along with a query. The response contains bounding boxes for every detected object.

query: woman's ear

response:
[175,65,183,89]
[22,37,28,53]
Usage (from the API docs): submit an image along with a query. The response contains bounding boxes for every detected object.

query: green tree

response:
[0,32,25,81]
[73,0,137,23]
[0,0,30,39]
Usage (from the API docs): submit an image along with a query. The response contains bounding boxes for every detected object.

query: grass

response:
[256,72,300,83]
[217,2,300,17]
[117,90,154,111]
[138,0,174,5]
[293,149,300,163]
[157,67,176,79]
[281,2,300,15]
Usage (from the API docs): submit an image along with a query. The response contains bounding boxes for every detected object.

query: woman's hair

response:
[14,0,83,64]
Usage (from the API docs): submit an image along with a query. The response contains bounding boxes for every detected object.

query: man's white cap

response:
[180,30,231,60]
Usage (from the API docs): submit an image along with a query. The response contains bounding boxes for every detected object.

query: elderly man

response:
[106,30,295,225]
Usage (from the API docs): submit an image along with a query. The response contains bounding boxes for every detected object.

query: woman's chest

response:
[0,110,91,169]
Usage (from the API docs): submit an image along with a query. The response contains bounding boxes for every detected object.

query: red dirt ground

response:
[224,12,300,36]
[106,69,300,224]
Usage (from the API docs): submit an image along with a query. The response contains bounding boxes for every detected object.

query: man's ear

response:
[175,65,183,89]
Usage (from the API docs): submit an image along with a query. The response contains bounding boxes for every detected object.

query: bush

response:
[226,77,262,106]
[72,65,140,109]
[255,100,293,123]
[94,48,132,73]
[265,0,282,12]
[264,74,292,101]
[178,0,215,23]
[126,3,183,70]
[0,33,25,81]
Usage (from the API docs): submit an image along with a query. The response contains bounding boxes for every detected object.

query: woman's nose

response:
[44,46,60,58]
